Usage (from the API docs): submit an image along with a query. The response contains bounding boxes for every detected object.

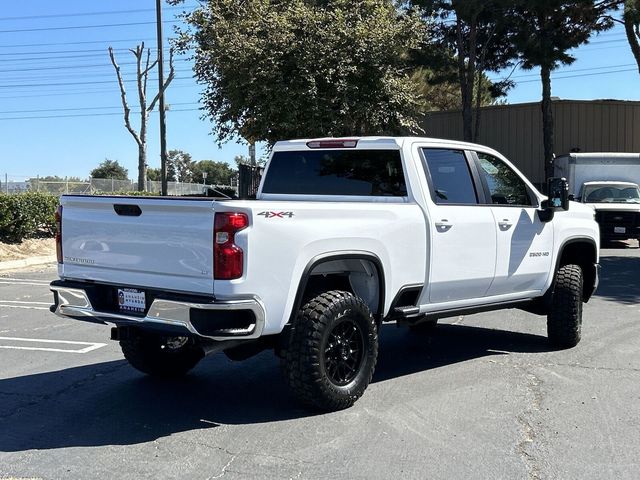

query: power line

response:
[0,83,198,99]
[0,47,171,57]
[0,19,177,34]
[0,5,197,22]
[0,107,202,121]
[516,67,638,84]
[0,102,199,115]
[1,68,195,84]
[0,75,194,89]
[0,38,158,48]
[0,59,190,73]
[505,62,637,80]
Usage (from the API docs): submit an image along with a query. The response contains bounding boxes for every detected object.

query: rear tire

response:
[120,330,204,377]
[283,290,378,411]
[547,264,583,348]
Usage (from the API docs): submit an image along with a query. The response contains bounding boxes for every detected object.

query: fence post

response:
[36,175,39,192]
[111,178,114,193]
[4,173,7,194]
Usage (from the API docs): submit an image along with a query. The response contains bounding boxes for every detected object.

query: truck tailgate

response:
[59,196,216,296]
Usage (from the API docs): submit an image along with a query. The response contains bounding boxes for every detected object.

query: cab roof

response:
[272,136,497,152]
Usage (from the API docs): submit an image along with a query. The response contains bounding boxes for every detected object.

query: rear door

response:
[419,148,497,303]
[60,196,216,295]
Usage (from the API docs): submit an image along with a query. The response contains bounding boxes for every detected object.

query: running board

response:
[392,298,534,322]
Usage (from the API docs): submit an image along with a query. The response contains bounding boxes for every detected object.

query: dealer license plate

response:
[614,226,626,234]
[118,288,146,313]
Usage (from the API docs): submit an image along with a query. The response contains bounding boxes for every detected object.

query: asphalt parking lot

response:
[1,244,639,480]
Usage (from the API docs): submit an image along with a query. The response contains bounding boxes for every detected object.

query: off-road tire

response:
[284,290,378,411]
[120,330,204,377]
[547,264,584,348]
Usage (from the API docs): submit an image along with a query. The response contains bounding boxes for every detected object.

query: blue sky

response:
[1,1,638,181]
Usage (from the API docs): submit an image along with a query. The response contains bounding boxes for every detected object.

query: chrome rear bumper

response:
[50,282,265,341]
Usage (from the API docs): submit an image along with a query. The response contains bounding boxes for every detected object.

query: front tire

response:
[120,330,204,377]
[283,290,378,411]
[547,264,584,348]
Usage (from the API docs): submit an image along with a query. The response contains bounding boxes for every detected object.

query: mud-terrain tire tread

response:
[284,290,378,411]
[547,264,583,348]
[120,331,204,377]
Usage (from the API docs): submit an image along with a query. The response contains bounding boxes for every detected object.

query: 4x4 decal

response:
[258,211,295,218]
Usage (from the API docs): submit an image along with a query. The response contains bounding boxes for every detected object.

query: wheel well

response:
[293,256,384,321]
[558,240,597,302]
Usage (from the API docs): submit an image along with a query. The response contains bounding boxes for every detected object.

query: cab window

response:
[421,149,478,205]
[476,153,532,206]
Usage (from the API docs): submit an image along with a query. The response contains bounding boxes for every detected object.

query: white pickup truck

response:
[50,137,600,411]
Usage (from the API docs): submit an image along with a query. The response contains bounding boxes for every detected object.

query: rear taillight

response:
[214,212,248,280]
[55,205,63,264]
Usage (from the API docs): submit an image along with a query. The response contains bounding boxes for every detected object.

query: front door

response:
[474,152,554,295]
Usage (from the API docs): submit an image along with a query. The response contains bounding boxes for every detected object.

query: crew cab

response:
[50,137,600,411]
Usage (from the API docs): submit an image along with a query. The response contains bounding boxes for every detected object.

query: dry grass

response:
[0,238,55,262]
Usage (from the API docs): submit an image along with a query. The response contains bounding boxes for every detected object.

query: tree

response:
[167,150,195,182]
[108,42,175,191]
[410,67,505,113]
[90,159,129,180]
[412,0,517,141]
[234,154,266,168]
[171,0,427,145]
[624,0,640,73]
[511,1,616,180]
[147,167,161,181]
[192,160,236,185]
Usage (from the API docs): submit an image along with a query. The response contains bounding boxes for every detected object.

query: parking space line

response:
[0,336,107,354]
[0,304,50,310]
[0,280,50,287]
[1,300,51,305]
[0,277,50,283]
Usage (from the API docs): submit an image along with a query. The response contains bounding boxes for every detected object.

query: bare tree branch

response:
[148,48,176,113]
[108,46,142,146]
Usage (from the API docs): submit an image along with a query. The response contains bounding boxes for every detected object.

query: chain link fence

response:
[1,174,237,197]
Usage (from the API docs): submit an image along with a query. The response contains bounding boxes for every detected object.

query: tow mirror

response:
[538,177,569,223]
[547,177,569,211]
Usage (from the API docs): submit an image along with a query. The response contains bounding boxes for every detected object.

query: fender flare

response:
[287,251,386,324]
[550,236,599,302]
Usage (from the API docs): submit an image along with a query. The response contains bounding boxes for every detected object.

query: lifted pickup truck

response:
[50,137,600,411]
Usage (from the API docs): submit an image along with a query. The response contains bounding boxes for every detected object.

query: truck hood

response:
[584,202,640,212]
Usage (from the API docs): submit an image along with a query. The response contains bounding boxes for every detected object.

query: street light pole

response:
[156,0,168,196]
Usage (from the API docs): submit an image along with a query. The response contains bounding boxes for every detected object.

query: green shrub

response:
[0,192,59,243]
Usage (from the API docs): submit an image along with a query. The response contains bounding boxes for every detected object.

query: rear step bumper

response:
[50,281,265,341]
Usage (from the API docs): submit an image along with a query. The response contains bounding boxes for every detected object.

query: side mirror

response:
[547,177,569,211]
[537,199,555,222]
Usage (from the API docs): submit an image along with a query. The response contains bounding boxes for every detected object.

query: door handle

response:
[498,219,513,230]
[435,220,452,232]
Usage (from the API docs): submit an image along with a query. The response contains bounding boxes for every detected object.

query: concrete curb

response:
[0,255,56,272]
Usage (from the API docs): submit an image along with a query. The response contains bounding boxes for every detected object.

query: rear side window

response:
[261,150,407,196]
[421,148,478,204]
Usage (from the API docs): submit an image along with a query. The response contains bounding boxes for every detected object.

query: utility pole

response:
[156,0,168,196]
[249,142,256,167]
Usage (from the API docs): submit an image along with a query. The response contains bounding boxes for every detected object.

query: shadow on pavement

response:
[0,323,550,452]
[595,256,640,305]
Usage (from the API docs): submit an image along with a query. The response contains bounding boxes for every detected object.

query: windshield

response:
[582,184,640,203]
